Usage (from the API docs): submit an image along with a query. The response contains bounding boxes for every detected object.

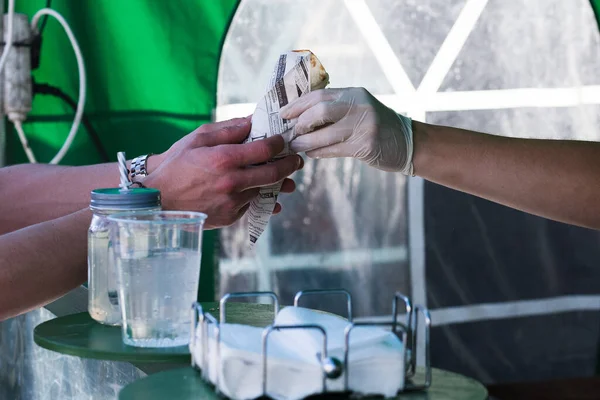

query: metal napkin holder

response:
[190,289,432,398]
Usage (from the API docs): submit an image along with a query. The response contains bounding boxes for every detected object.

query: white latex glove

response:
[279,87,414,174]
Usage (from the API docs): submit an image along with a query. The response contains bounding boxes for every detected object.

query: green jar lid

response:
[90,188,161,210]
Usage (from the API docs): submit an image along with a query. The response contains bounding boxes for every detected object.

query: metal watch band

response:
[130,154,152,178]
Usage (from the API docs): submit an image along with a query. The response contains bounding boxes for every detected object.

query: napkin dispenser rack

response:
[190,289,431,398]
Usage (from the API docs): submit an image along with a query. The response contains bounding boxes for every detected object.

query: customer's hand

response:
[144,117,302,229]
[280,88,414,174]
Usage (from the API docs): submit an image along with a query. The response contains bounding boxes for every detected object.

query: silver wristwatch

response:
[130,154,153,179]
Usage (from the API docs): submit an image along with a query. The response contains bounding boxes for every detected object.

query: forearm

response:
[0,155,163,234]
[0,208,91,320]
[413,121,600,230]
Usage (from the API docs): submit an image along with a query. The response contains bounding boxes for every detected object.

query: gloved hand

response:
[280,87,414,174]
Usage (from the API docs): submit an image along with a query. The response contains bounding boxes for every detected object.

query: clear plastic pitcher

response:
[108,211,207,348]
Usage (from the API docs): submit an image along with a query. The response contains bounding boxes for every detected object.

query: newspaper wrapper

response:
[245,50,329,249]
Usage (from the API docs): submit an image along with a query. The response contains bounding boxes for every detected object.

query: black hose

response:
[38,0,52,36]
[33,81,110,162]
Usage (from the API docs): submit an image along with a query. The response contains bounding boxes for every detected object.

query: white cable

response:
[30,8,86,165]
[13,120,37,163]
[0,0,15,74]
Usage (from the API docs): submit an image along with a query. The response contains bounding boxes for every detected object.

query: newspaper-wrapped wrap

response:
[246,50,329,249]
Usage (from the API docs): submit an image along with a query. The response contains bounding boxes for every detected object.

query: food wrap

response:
[245,50,329,249]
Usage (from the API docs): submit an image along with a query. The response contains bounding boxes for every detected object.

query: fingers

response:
[235,180,295,204]
[305,142,353,159]
[217,135,286,167]
[234,155,302,190]
[235,181,290,218]
[200,116,251,133]
[280,178,296,193]
[279,89,340,119]
[293,100,350,136]
[236,187,260,206]
[191,117,251,148]
[289,125,348,153]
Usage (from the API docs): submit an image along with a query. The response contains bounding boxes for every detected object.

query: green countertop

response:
[33,302,276,363]
[119,366,488,400]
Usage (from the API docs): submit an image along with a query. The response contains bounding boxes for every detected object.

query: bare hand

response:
[144,117,302,229]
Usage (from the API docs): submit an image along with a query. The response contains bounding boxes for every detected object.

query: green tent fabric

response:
[592,0,600,30]
[7,0,240,301]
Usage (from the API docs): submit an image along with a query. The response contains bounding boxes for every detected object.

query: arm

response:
[0,117,302,234]
[0,155,164,234]
[413,121,600,230]
[0,208,90,321]
[281,87,600,230]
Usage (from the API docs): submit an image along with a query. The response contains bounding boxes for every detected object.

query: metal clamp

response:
[343,321,409,391]
[404,305,432,391]
[190,304,221,390]
[392,292,412,333]
[190,302,203,368]
[293,289,353,321]
[220,291,279,324]
[202,312,220,393]
[392,292,414,377]
[262,324,329,396]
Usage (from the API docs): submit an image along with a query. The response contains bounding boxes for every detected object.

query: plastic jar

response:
[88,188,161,325]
